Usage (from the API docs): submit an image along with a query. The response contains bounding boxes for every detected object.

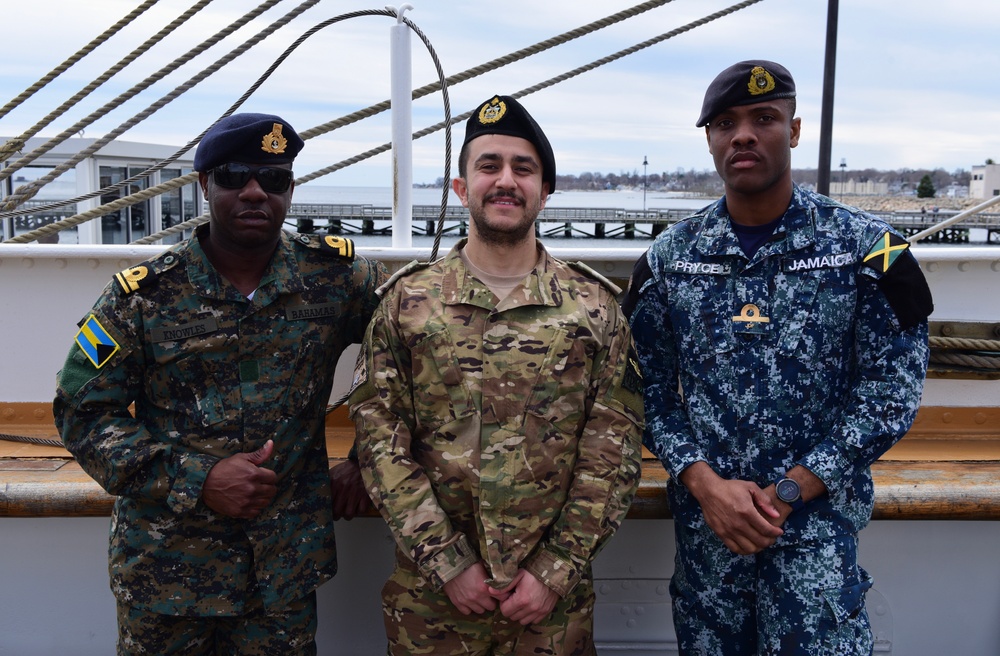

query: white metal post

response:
[390,4,414,248]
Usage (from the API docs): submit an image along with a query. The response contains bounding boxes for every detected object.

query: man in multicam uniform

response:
[349,94,644,655]
[624,61,933,655]
[54,113,386,655]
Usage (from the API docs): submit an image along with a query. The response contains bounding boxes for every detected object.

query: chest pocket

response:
[773,264,856,359]
[519,325,591,433]
[669,273,735,370]
[409,327,478,431]
[281,340,325,415]
[149,328,230,429]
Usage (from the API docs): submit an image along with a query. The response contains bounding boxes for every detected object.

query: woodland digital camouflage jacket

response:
[350,241,644,598]
[54,227,385,615]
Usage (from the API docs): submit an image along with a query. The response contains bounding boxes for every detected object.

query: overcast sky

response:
[1,0,998,187]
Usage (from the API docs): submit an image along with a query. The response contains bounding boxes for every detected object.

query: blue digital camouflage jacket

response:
[627,185,932,539]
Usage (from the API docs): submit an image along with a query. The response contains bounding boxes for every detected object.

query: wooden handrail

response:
[2,403,999,519]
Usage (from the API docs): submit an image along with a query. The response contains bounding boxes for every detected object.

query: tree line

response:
[428,166,977,197]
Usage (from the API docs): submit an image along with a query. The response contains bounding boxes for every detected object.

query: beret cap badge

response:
[478,97,507,125]
[193,113,303,171]
[748,66,776,96]
[696,60,795,127]
[262,123,288,155]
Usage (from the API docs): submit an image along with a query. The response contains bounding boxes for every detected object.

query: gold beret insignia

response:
[478,97,507,125]
[261,123,288,155]
[748,66,776,96]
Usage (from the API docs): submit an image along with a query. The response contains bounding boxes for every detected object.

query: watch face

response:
[776,478,800,503]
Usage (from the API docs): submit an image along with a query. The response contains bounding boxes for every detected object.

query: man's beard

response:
[468,191,539,247]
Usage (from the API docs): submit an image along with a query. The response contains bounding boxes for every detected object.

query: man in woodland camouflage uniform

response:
[54,113,386,655]
[624,61,933,654]
[349,94,644,655]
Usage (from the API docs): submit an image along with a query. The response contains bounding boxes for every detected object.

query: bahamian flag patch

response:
[75,314,120,369]
[863,231,909,274]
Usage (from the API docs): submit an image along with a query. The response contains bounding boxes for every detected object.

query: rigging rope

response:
[132,8,456,257]
[0,0,303,211]
[7,0,763,247]
[298,0,673,141]
[0,432,63,449]
[12,8,455,249]
[0,0,160,126]
[0,0,214,168]
[4,0,667,235]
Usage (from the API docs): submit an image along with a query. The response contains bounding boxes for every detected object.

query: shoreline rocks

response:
[837,194,983,213]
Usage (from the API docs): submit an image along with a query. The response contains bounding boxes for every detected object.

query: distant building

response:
[1,137,197,245]
[969,163,1000,199]
[829,179,889,196]
[943,184,969,199]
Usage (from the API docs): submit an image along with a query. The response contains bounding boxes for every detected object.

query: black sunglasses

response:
[211,163,294,194]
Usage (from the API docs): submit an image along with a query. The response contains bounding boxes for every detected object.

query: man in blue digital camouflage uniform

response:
[54,113,386,655]
[623,61,933,655]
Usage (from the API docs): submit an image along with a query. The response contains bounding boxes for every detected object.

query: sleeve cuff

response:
[166,452,217,513]
[418,533,479,590]
[524,547,582,598]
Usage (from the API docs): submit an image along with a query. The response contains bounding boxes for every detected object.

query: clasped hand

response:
[442,562,559,626]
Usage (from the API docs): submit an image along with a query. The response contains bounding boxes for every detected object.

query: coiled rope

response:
[929,336,1000,370]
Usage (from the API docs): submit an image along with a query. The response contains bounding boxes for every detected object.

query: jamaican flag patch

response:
[862,231,909,274]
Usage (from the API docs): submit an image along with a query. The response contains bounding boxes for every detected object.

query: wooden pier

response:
[10,201,1000,243]
[287,203,1000,243]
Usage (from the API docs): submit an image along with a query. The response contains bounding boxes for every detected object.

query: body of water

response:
[291,185,715,250]
[292,184,715,211]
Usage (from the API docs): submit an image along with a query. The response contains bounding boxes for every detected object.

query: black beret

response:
[194,113,304,171]
[463,95,556,193]
[696,60,796,127]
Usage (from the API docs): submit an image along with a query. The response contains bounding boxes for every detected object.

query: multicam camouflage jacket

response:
[627,185,932,540]
[54,227,385,615]
[349,240,644,598]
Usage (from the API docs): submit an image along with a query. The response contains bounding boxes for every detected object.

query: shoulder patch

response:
[862,230,910,275]
[293,232,356,260]
[377,259,434,297]
[75,314,120,369]
[114,251,180,295]
[567,260,622,296]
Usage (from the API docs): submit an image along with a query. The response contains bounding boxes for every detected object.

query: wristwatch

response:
[775,477,805,511]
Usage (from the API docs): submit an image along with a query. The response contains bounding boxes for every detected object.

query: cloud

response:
[2,0,997,186]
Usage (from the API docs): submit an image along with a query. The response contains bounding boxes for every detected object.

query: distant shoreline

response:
[834,194,983,213]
